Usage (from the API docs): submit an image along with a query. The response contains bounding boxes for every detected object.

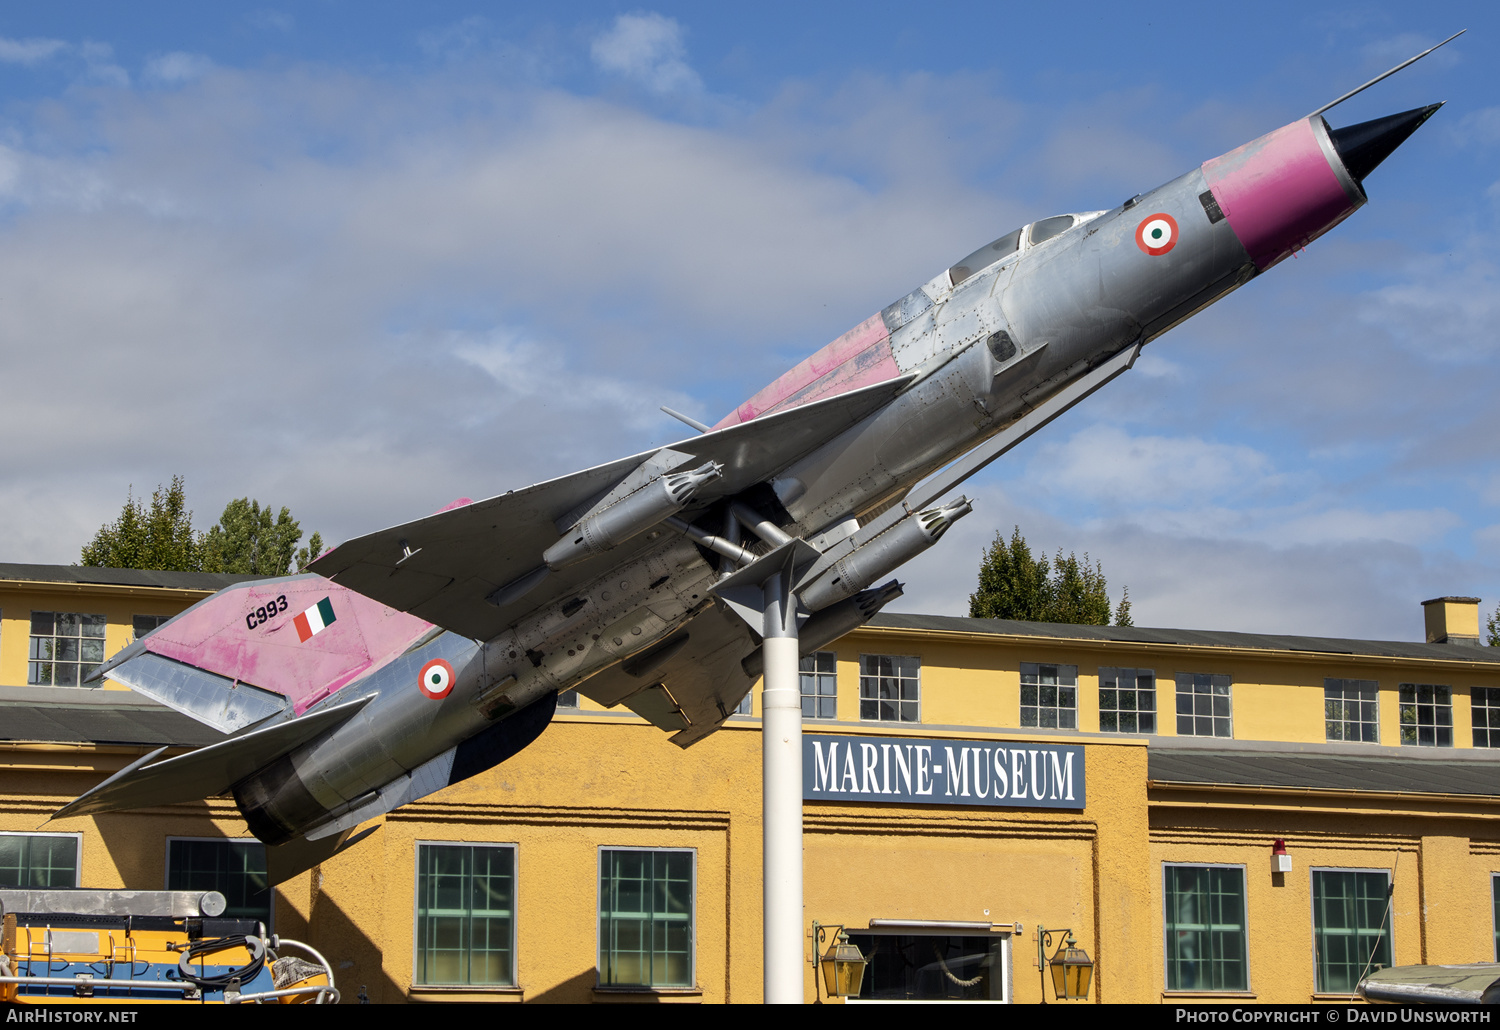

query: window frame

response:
[858,654,921,723]
[131,614,172,641]
[411,839,518,989]
[1324,678,1380,744]
[1161,862,1250,994]
[800,650,838,720]
[0,831,82,888]
[1098,666,1157,734]
[1398,683,1453,747]
[1020,662,1078,730]
[1310,867,1394,995]
[28,610,107,687]
[844,928,1012,1003]
[596,845,696,990]
[164,836,272,928]
[1473,688,1500,749]
[1174,673,1233,738]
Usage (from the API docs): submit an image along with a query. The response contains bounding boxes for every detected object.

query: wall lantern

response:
[1035,926,1094,1002]
[1271,838,1292,874]
[811,923,867,1001]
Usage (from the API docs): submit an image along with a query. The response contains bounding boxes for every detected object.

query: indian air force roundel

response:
[418,658,456,699]
[1135,213,1179,255]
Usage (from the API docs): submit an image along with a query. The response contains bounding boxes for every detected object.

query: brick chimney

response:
[1421,596,1482,646]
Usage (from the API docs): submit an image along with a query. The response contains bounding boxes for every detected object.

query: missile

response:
[544,461,723,570]
[742,579,904,680]
[798,498,971,612]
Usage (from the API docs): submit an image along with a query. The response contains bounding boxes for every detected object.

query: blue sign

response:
[803,735,1085,810]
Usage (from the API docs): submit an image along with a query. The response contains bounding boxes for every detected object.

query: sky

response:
[0,1,1495,641]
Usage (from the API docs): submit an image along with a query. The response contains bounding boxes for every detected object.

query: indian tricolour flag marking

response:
[294,598,336,642]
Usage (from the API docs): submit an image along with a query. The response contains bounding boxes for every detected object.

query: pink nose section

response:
[1200,116,1362,272]
[1201,104,1442,274]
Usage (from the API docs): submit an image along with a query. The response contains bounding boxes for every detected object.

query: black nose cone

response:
[1329,103,1444,184]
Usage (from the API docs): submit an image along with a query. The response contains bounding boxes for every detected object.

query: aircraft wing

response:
[310,375,912,641]
[576,598,759,748]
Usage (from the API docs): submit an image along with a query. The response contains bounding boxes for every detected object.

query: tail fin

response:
[95,573,433,734]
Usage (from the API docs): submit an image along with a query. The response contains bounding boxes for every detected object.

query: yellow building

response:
[3,563,1499,1003]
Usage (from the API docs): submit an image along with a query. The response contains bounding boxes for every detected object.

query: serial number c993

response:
[246,595,289,630]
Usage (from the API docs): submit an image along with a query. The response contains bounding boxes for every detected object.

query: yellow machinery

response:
[0,889,336,1004]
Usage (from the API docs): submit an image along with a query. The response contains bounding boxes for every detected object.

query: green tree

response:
[968,526,1132,627]
[80,478,324,575]
[1487,601,1500,647]
[968,526,1051,621]
[200,499,322,576]
[80,476,200,571]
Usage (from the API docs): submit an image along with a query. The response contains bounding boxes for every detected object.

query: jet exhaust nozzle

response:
[798,498,971,612]
[1328,103,1443,185]
[544,461,723,570]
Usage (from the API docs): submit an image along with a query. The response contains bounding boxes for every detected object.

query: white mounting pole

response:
[761,564,803,1004]
[708,537,818,1004]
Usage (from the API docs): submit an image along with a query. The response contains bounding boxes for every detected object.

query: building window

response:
[845,932,1010,1001]
[557,689,579,708]
[1312,869,1392,993]
[801,651,837,719]
[1325,679,1379,744]
[132,614,171,640]
[735,692,752,715]
[598,848,694,988]
[0,833,81,888]
[1021,663,1077,729]
[415,842,516,987]
[859,655,920,723]
[1163,865,1248,992]
[1399,684,1452,747]
[1175,674,1232,737]
[1099,667,1155,733]
[28,612,106,686]
[166,838,270,924]
[1474,688,1500,748]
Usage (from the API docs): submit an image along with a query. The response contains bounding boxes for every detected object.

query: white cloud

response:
[144,52,214,85]
[449,326,702,433]
[891,484,1473,641]
[1456,106,1500,148]
[0,37,66,65]
[1272,507,1460,548]
[1131,352,1183,380]
[0,36,129,87]
[1030,425,1277,506]
[0,65,1007,560]
[78,41,129,87]
[0,35,1490,647]
[590,13,702,95]
[1367,249,1500,362]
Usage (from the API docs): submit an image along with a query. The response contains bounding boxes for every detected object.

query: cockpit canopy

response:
[947,211,1102,287]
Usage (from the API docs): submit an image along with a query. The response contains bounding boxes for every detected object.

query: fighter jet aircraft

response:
[57,41,1454,880]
